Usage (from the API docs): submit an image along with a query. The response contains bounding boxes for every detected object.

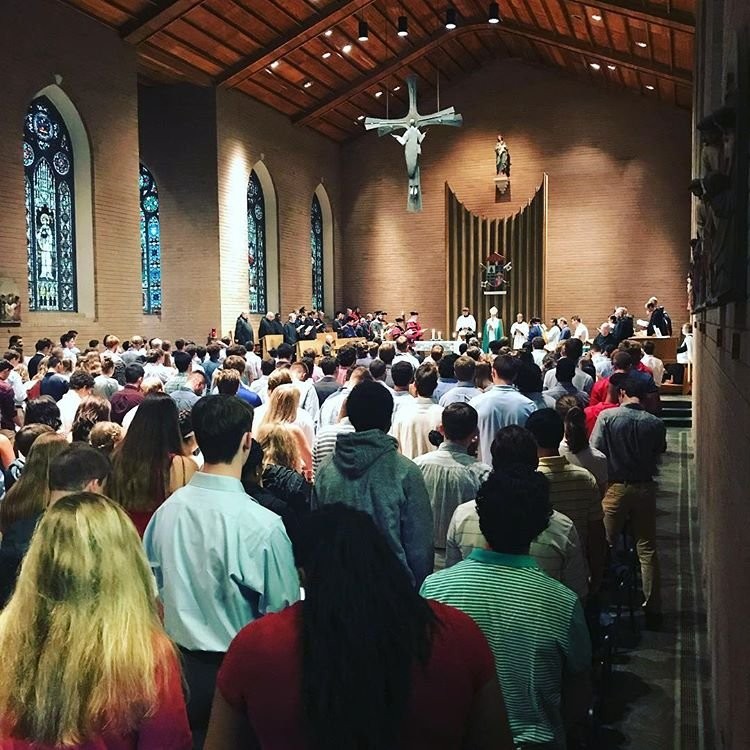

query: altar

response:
[413,339,461,354]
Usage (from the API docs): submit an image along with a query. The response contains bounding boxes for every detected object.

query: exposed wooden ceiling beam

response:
[294,20,693,125]
[123,0,207,45]
[138,44,214,85]
[217,0,378,89]
[579,0,694,32]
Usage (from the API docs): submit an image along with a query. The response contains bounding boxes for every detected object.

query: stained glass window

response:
[311,194,324,311]
[139,164,162,314]
[247,170,266,314]
[24,96,77,312]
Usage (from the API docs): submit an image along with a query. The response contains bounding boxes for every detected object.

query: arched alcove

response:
[314,183,334,316]
[251,159,280,314]
[31,83,94,318]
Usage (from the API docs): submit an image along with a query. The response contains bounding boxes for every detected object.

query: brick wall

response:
[0,0,143,348]
[138,85,221,343]
[216,89,342,337]
[693,2,750,748]
[340,59,692,335]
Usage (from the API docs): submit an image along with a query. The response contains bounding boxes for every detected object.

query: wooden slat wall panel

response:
[446,178,547,334]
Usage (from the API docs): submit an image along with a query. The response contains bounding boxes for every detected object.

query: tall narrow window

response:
[24,96,76,312]
[139,164,162,314]
[247,170,266,314]
[311,194,324,310]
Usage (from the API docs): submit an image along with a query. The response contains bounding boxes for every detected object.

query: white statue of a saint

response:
[37,209,55,280]
[393,119,426,197]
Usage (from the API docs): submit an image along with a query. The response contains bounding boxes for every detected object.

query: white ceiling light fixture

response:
[636,41,648,48]
[324,29,333,37]
[646,84,655,90]
[358,20,369,41]
[397,16,409,37]
[591,13,602,21]
[445,7,457,30]
[357,115,365,121]
[270,60,280,68]
[607,64,617,70]
[589,62,601,70]
[393,85,401,91]
[304,81,313,88]
[488,2,501,24]
[322,51,331,59]
[342,43,353,53]
[374,91,383,97]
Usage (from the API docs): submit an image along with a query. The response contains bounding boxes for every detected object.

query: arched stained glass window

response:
[139,165,162,314]
[24,96,76,312]
[247,170,266,314]
[311,194,324,311]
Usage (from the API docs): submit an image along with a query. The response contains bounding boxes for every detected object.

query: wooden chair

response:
[261,334,283,359]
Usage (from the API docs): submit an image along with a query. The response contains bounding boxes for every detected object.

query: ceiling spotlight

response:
[645,84,655,90]
[357,115,365,121]
[270,60,280,69]
[322,51,331,59]
[374,91,383,97]
[397,16,408,36]
[324,29,333,37]
[304,81,313,88]
[589,62,601,70]
[445,7,457,30]
[393,85,401,91]
[636,41,648,48]
[358,20,369,41]
[488,2,501,24]
[591,13,602,21]
[607,64,616,70]
[342,43,352,53]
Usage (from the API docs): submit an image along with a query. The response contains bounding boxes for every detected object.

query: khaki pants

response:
[602,481,661,614]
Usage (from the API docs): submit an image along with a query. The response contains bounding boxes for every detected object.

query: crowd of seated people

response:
[0,304,676,749]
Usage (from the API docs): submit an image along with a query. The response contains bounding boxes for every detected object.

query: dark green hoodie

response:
[313,429,433,586]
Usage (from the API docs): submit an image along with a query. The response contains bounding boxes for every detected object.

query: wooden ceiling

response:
[58,0,695,141]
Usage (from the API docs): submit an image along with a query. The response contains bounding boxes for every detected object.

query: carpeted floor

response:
[597,428,713,749]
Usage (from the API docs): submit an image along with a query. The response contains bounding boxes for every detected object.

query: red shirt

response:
[128,510,155,538]
[218,600,495,750]
[110,385,145,425]
[584,401,618,437]
[0,651,191,750]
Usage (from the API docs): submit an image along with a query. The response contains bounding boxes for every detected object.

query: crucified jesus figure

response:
[365,75,463,212]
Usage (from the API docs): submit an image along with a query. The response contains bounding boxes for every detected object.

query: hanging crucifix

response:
[364,75,463,212]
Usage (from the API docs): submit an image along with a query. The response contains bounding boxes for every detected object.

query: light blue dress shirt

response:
[469,385,536,463]
[439,381,482,407]
[144,472,300,652]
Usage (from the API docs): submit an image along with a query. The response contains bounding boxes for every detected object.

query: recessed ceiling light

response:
[393,85,401,91]
[607,64,617,70]
[591,13,602,21]
[342,43,352,54]
[322,51,331,59]
[324,29,333,37]
[270,61,279,69]
[304,81,313,88]
[646,84,655,90]
[357,115,365,121]
[589,63,601,70]
[374,91,383,98]
[636,41,648,48]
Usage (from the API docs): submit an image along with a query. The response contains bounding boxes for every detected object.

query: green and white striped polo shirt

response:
[420,549,591,748]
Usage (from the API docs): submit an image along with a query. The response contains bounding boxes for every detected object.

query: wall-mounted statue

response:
[495,134,511,177]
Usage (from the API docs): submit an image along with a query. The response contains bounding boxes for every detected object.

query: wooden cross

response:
[364,75,463,212]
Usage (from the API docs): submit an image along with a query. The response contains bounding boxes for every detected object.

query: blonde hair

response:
[89,421,124,455]
[262,383,300,427]
[0,433,67,533]
[141,377,164,395]
[267,367,292,394]
[256,423,301,472]
[0,493,176,745]
[214,367,240,395]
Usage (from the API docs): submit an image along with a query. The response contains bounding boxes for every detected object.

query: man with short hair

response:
[421,465,592,749]
[121,335,146,366]
[145,395,299,742]
[2,350,26,407]
[314,381,433,586]
[390,360,416,414]
[431,354,457,403]
[592,376,667,628]
[313,397,356,475]
[234,310,254,348]
[334,346,357,385]
[589,340,613,380]
[314,356,340,406]
[391,363,443,460]
[423,344,444,366]
[368,358,393,393]
[39,355,69,402]
[543,339,594,394]
[170,371,207,411]
[318,365,373,429]
[94,357,120,399]
[223,355,262,407]
[593,322,616,354]
[455,306,477,338]
[526,408,606,593]
[571,315,589,342]
[585,371,626,436]
[58,371,95,435]
[393,335,420,370]
[60,331,78,361]
[414,403,490,554]
[165,351,193,394]
[543,358,590,408]
[110,363,145,424]
[439,355,481,406]
[27,338,52,379]
[612,306,635,347]
[48,443,111,504]
[249,357,275,403]
[641,340,665,386]
[377,342,396,387]
[469,354,535,463]
[446,424,588,599]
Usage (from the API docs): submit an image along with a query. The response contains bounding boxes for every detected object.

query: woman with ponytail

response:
[555,394,608,497]
[205,504,513,750]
